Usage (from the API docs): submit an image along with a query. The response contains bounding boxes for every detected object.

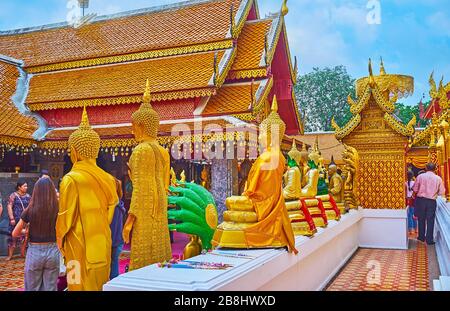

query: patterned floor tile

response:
[326,242,430,291]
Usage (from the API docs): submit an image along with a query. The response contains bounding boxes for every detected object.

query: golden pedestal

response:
[286,200,317,236]
[212,221,286,249]
[316,195,341,221]
[301,198,328,228]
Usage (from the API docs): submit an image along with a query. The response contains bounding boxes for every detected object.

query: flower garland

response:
[157,258,233,270]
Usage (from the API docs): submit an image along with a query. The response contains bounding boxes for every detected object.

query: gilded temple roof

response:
[229,19,272,76]
[26,50,231,111]
[0,0,303,149]
[0,0,248,70]
[332,60,416,141]
[0,58,39,146]
[202,78,272,116]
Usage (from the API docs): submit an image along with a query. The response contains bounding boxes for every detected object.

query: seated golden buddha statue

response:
[212,96,297,254]
[283,139,302,200]
[327,163,346,215]
[298,148,329,228]
[283,140,316,236]
[299,143,310,188]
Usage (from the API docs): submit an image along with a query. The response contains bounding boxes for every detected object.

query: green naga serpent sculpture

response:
[168,181,218,250]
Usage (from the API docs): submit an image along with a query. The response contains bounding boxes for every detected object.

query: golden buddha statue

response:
[122,79,172,270]
[299,143,309,187]
[297,148,330,227]
[212,96,297,254]
[328,163,346,214]
[283,139,302,200]
[282,139,316,236]
[56,106,119,291]
[201,166,210,190]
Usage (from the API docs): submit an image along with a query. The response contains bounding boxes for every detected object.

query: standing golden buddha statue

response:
[56,106,119,291]
[122,79,172,270]
[212,96,298,254]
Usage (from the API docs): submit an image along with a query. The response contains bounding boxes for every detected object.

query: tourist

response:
[405,171,417,235]
[5,180,31,261]
[110,179,126,280]
[12,177,60,291]
[39,169,50,179]
[412,163,445,245]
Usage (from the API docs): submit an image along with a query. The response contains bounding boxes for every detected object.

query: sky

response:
[1,0,450,106]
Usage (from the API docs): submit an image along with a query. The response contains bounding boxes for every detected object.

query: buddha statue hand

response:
[168,182,218,250]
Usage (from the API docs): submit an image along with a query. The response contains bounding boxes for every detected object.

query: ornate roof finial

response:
[368,58,375,86]
[438,76,444,93]
[429,71,438,99]
[380,57,386,75]
[281,0,289,16]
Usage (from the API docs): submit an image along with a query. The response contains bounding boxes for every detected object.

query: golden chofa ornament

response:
[68,106,100,159]
[259,95,286,146]
[132,78,160,139]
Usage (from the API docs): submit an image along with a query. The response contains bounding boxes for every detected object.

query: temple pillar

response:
[211,159,238,222]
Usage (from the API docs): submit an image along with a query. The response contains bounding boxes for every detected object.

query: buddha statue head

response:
[287,139,302,167]
[132,79,160,142]
[68,106,101,164]
[258,95,286,150]
[308,149,321,169]
[299,142,309,165]
[328,164,337,177]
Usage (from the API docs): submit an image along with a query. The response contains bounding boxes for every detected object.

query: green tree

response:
[295,66,355,132]
[394,102,430,128]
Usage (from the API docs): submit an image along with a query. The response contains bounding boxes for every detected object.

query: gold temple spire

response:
[380,57,386,75]
[281,0,289,16]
